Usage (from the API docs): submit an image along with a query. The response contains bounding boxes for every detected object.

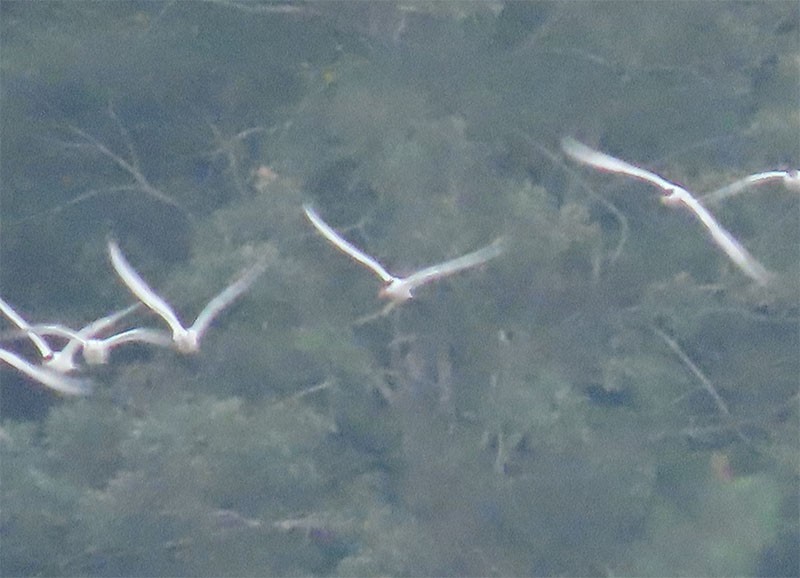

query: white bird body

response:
[561,138,772,285]
[107,239,267,354]
[303,204,504,302]
[0,347,92,396]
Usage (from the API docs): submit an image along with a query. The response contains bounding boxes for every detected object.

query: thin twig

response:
[652,324,753,445]
[515,131,630,268]
[652,324,731,417]
[206,122,267,197]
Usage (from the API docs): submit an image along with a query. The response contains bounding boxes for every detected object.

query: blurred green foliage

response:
[1,1,798,576]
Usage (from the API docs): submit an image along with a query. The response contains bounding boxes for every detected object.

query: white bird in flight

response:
[30,316,173,372]
[35,304,141,373]
[303,204,505,302]
[1,301,150,372]
[0,346,92,396]
[107,239,268,354]
[560,137,772,286]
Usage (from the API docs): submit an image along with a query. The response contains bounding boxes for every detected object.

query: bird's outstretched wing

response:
[403,237,505,289]
[702,171,795,204]
[191,257,268,337]
[303,204,395,283]
[0,347,92,396]
[561,137,679,193]
[80,304,139,338]
[0,297,54,359]
[102,327,173,348]
[108,239,186,337]
[673,192,771,285]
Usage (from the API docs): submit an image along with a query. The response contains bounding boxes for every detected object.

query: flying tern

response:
[29,304,140,373]
[107,239,268,354]
[561,137,772,285]
[303,204,505,302]
[0,347,92,396]
[30,314,172,371]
